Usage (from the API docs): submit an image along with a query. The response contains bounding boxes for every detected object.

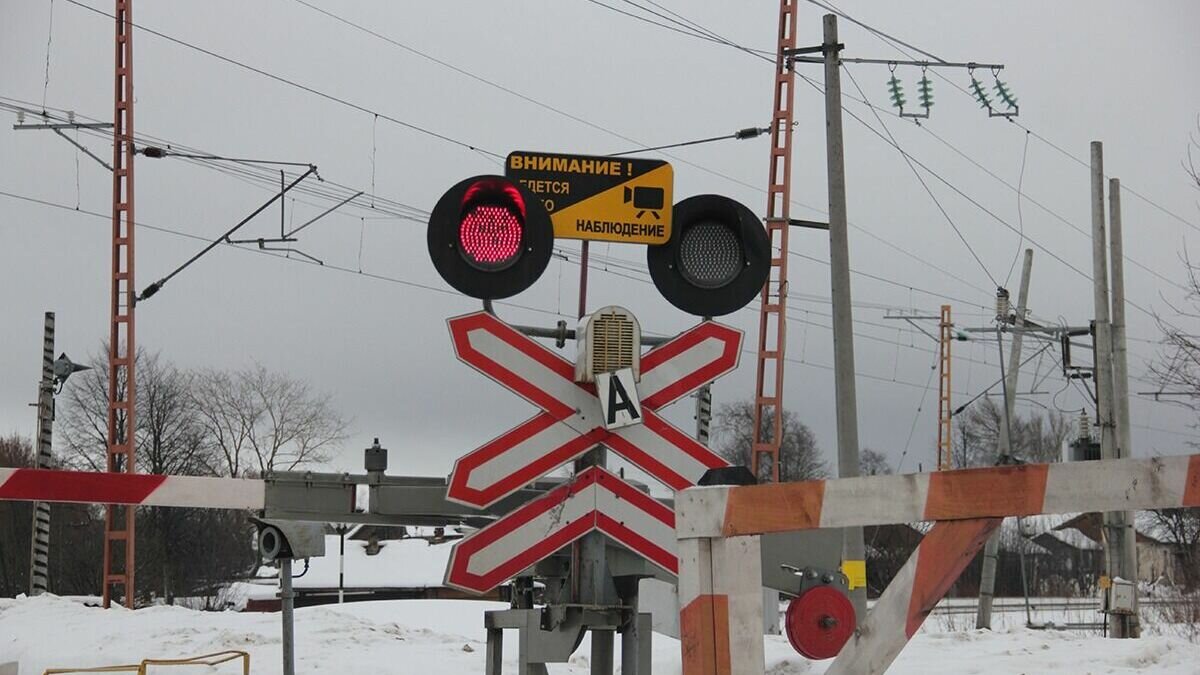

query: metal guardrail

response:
[43,650,249,675]
[928,597,1191,616]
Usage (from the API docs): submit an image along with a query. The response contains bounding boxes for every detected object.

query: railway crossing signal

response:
[444,311,740,510]
[426,175,554,300]
[444,466,676,594]
[428,162,771,318]
[648,194,771,317]
[424,154,772,596]
[442,310,743,593]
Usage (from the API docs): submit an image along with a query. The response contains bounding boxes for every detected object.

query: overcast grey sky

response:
[2,1,1199,489]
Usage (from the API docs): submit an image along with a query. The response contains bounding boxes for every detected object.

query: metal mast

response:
[751,0,798,483]
[936,305,953,471]
[29,312,55,596]
[102,0,137,609]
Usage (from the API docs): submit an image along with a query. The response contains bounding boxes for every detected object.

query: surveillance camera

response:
[250,518,326,563]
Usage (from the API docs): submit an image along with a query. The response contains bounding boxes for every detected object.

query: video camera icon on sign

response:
[623,185,664,220]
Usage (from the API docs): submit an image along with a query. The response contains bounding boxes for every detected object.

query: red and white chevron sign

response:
[0,467,265,509]
[445,466,676,594]
[446,311,739,508]
[442,310,743,594]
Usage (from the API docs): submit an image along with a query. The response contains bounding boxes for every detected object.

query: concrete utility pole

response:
[1090,142,1135,638]
[29,312,55,596]
[822,13,867,617]
[1108,176,1140,636]
[975,250,1033,629]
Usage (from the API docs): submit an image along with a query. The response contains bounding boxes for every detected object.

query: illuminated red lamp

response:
[428,175,553,300]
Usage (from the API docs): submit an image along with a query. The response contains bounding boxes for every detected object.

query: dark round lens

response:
[678,220,743,289]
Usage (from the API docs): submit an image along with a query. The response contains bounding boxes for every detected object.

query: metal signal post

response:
[28,313,55,596]
[103,0,138,609]
[937,305,953,471]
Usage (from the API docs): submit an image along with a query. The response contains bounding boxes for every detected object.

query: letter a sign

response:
[597,368,641,430]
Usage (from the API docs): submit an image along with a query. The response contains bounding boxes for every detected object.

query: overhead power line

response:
[62,0,504,161]
[0,97,431,224]
[28,3,1185,354]
[608,126,768,156]
[287,0,1000,309]
[807,0,1200,233]
[582,0,769,54]
[843,66,999,289]
[589,1,1189,320]
[7,186,1180,426]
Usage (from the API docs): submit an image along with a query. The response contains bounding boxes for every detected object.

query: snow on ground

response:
[2,595,1199,674]
[285,535,453,589]
[233,535,457,604]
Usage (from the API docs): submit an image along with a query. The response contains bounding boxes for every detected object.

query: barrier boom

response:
[675,454,1200,675]
[678,454,1200,539]
[0,468,264,510]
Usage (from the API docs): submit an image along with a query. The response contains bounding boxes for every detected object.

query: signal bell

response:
[427,175,554,300]
[647,194,769,316]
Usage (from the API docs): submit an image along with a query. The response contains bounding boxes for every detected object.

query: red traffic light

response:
[647,195,769,316]
[428,176,553,300]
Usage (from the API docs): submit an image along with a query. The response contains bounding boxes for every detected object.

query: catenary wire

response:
[810,0,1200,232]
[843,65,999,288]
[284,1,995,303]
[62,0,505,162]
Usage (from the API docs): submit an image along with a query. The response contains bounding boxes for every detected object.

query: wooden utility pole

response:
[102,0,138,608]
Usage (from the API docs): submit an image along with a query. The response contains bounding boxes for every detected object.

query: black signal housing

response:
[427,175,554,300]
[647,194,769,316]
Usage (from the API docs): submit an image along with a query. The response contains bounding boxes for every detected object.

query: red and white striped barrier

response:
[678,454,1200,539]
[675,453,1200,675]
[0,468,265,510]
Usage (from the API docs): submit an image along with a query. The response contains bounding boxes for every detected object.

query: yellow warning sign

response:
[506,151,673,245]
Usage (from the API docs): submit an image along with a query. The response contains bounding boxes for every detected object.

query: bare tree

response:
[1185,114,1200,196]
[1147,508,1200,589]
[192,364,346,477]
[58,346,124,471]
[58,346,211,475]
[0,433,103,598]
[712,401,827,481]
[54,348,292,602]
[0,434,33,596]
[859,447,893,475]
[955,397,1068,467]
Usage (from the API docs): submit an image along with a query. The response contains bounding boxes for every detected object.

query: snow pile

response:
[3,594,1199,674]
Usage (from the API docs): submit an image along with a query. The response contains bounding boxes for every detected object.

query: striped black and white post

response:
[694,383,712,447]
[29,311,55,596]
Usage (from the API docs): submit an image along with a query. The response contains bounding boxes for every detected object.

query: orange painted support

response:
[676,453,1200,673]
[103,0,137,609]
[750,0,798,483]
[937,305,952,470]
[678,535,764,675]
[827,518,1000,674]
